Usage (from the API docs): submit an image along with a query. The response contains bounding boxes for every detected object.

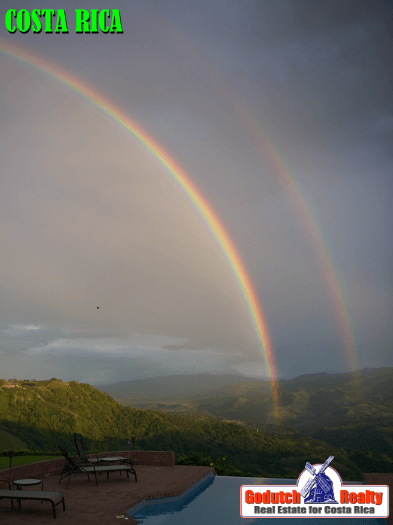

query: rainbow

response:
[0,39,281,418]
[233,101,359,381]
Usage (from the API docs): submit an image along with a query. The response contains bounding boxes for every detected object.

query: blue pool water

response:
[127,475,388,524]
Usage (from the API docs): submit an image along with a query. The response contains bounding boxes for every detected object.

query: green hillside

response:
[1,377,390,480]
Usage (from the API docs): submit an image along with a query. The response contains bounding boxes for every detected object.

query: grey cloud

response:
[162,341,207,351]
[243,0,392,46]
[198,0,393,157]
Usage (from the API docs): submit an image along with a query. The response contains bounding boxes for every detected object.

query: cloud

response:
[1,324,42,334]
[0,331,250,385]
[162,341,207,351]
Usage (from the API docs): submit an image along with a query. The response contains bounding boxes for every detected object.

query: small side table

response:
[13,479,43,491]
[12,479,44,509]
[100,457,127,475]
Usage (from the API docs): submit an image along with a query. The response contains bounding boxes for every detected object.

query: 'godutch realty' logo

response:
[241,456,389,519]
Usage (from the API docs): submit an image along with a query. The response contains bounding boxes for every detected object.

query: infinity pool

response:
[127,475,388,524]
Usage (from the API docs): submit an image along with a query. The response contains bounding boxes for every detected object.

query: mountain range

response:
[96,367,393,456]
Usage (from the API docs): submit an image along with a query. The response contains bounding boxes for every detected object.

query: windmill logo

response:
[300,455,338,504]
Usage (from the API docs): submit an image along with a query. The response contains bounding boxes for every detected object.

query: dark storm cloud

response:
[166,0,389,161]
[253,0,392,43]
[147,0,392,187]
[234,0,393,153]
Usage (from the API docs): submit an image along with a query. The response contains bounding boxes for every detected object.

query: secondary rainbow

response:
[0,39,281,418]
[233,101,359,382]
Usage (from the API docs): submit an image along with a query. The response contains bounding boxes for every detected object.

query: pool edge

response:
[126,470,216,517]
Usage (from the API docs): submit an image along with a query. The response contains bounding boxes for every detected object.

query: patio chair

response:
[0,479,65,519]
[58,446,137,489]
[73,433,101,465]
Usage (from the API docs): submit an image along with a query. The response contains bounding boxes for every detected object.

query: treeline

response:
[0,378,392,480]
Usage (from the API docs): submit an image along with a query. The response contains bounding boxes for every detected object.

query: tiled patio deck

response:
[0,452,215,524]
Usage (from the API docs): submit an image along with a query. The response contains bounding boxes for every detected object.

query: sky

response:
[0,0,392,386]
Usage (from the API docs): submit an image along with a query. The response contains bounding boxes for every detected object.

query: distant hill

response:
[2,376,390,479]
[283,367,393,394]
[95,368,393,458]
[96,373,265,402]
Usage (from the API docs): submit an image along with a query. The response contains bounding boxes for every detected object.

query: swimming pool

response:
[127,475,388,524]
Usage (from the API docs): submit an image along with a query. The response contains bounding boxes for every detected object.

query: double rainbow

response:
[0,39,281,418]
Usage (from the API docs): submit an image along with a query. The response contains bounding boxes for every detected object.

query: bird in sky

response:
[97,307,99,309]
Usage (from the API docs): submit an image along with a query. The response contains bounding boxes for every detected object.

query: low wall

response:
[0,450,175,484]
